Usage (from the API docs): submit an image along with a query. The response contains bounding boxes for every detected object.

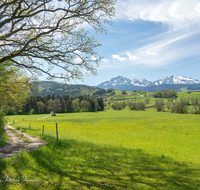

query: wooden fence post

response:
[42,125,44,136]
[56,123,59,143]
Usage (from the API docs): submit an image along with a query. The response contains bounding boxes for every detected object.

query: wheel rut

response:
[0,125,46,159]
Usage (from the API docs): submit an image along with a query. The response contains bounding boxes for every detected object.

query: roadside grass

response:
[2,109,200,189]
[0,136,199,190]
[5,127,30,143]
[0,132,9,147]
[6,110,200,163]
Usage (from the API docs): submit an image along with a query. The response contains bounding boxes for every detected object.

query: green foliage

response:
[132,89,137,92]
[0,63,31,114]
[30,109,35,115]
[191,96,200,105]
[112,102,124,110]
[193,104,200,114]
[121,90,126,94]
[0,111,6,143]
[155,99,164,112]
[0,0,116,81]
[145,98,151,104]
[154,89,177,98]
[171,98,188,114]
[128,101,145,111]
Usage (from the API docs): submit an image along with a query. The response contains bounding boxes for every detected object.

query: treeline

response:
[5,94,104,115]
[153,90,177,98]
[155,96,200,114]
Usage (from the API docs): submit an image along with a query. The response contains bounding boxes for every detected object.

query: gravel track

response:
[0,125,46,159]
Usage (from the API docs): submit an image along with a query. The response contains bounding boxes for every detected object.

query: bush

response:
[128,102,137,111]
[122,90,126,94]
[155,99,164,111]
[193,104,200,114]
[0,111,6,143]
[50,111,56,116]
[112,102,123,110]
[145,98,150,104]
[128,102,145,111]
[171,98,188,113]
[137,102,145,111]
[30,109,35,114]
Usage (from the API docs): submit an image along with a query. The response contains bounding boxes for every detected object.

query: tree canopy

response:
[0,0,116,81]
[0,64,32,113]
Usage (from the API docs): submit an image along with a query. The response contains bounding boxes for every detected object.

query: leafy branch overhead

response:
[0,0,116,81]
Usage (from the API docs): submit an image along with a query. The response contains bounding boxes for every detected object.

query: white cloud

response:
[116,0,200,29]
[112,54,126,61]
[91,55,97,61]
[113,0,200,67]
[147,51,159,56]
[75,57,82,63]
[74,50,82,54]
[102,59,109,63]
[127,52,138,61]
[132,74,135,76]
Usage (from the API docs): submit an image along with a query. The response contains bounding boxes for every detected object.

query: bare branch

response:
[0,0,116,81]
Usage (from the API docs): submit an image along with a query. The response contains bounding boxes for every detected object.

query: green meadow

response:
[1,108,200,189]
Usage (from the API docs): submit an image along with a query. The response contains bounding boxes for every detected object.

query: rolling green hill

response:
[32,81,103,97]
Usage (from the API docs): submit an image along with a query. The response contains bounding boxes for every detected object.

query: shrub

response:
[137,102,145,111]
[171,98,188,113]
[128,102,145,111]
[50,111,56,116]
[145,98,150,104]
[122,90,126,94]
[30,109,35,114]
[0,112,6,143]
[155,99,164,111]
[193,104,200,114]
[112,102,123,110]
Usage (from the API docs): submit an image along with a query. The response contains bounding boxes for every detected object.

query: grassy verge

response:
[5,127,30,143]
[0,131,9,147]
[0,136,199,190]
[2,110,200,189]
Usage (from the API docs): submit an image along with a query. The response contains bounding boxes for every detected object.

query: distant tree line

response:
[155,96,200,114]
[153,90,177,98]
[5,94,104,115]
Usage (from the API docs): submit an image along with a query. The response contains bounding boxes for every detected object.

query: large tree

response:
[0,64,32,113]
[0,0,116,81]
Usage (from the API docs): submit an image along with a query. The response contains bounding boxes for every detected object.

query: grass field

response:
[1,108,200,189]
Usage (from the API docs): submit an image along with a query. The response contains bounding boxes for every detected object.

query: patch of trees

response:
[155,96,200,114]
[153,90,177,98]
[112,102,126,110]
[127,102,145,111]
[5,95,104,115]
[32,81,101,97]
[122,90,126,94]
[138,89,146,94]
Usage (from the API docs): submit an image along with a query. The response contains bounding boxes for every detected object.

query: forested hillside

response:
[32,81,102,97]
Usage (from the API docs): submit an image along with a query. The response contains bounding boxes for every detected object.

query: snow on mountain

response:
[97,75,200,90]
[153,75,200,85]
[98,75,132,88]
[131,78,153,86]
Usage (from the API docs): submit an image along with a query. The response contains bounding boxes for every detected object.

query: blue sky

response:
[56,0,200,86]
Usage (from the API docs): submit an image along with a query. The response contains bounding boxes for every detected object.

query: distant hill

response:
[32,81,103,97]
[97,75,200,92]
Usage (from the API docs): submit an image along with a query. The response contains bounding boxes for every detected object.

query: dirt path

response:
[145,105,155,109]
[0,125,46,159]
[36,115,50,120]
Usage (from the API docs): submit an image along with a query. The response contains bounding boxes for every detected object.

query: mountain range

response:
[97,75,200,91]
